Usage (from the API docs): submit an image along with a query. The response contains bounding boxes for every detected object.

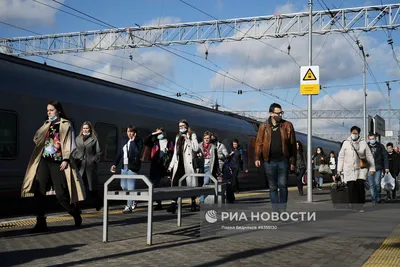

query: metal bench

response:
[102,173,219,245]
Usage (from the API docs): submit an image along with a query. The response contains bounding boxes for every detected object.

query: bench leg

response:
[147,197,153,246]
[102,198,109,242]
[177,197,182,227]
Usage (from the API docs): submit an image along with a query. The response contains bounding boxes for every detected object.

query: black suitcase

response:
[330,180,350,208]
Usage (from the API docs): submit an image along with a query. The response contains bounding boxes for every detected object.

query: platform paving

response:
[1,186,400,267]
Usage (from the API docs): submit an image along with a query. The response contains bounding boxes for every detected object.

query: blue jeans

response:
[368,169,382,202]
[315,176,323,187]
[120,165,137,206]
[264,159,289,212]
[200,165,211,204]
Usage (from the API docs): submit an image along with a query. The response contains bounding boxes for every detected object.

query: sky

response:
[1,0,399,142]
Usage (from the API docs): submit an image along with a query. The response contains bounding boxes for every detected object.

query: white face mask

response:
[351,134,359,140]
[82,132,90,136]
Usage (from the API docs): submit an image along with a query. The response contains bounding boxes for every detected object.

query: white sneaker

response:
[131,203,137,210]
[122,205,132,214]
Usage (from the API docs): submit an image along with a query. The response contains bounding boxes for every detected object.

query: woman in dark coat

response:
[72,121,102,211]
[295,141,306,196]
[312,147,327,190]
[144,127,174,210]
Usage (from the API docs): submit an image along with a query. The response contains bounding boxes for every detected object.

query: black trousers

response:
[296,168,306,193]
[231,168,240,192]
[347,179,366,204]
[81,171,102,207]
[34,159,79,217]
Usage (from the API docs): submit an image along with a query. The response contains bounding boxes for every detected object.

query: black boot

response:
[154,201,163,210]
[31,216,48,233]
[69,209,82,227]
[299,187,304,196]
[190,198,197,212]
[167,202,177,214]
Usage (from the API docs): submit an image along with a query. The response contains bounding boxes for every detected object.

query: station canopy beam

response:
[0,4,399,57]
[235,109,400,120]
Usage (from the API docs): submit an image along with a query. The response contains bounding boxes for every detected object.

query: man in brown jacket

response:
[255,103,297,212]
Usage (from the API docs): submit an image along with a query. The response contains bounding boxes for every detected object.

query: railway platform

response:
[1,184,400,267]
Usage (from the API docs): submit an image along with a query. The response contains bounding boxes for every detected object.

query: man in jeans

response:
[367,133,389,204]
[255,103,296,212]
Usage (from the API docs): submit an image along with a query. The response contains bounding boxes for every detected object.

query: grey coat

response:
[72,135,102,191]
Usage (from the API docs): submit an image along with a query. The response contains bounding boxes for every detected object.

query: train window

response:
[0,110,18,159]
[95,123,118,161]
[138,128,151,139]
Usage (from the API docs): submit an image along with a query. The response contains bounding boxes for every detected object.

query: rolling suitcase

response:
[330,175,350,208]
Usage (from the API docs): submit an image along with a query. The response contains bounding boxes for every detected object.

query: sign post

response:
[300,64,319,203]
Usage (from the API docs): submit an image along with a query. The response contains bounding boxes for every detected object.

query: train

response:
[0,53,341,217]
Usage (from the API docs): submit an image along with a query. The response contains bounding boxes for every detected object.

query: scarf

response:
[202,143,211,158]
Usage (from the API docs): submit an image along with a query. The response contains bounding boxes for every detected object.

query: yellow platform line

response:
[0,184,329,230]
[362,224,400,267]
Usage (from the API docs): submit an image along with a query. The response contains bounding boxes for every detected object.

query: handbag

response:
[192,152,204,170]
[349,142,367,169]
[319,164,332,175]
[161,149,173,170]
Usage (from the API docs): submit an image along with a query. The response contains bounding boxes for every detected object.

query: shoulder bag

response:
[349,142,368,169]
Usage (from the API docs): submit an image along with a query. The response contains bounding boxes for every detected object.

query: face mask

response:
[369,140,376,145]
[388,149,393,153]
[48,116,57,121]
[274,116,282,122]
[351,134,359,140]
[317,151,321,154]
[157,134,164,140]
[179,128,187,134]
[82,132,90,136]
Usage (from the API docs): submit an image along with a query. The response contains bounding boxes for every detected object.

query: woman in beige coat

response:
[337,126,375,212]
[21,101,86,232]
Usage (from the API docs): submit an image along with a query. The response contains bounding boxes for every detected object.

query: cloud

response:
[274,3,296,14]
[144,16,181,26]
[314,88,386,110]
[0,0,64,26]
[206,34,365,91]
[291,88,390,138]
[49,49,176,94]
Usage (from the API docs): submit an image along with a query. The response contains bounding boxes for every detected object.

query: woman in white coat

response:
[167,119,199,213]
[337,126,375,212]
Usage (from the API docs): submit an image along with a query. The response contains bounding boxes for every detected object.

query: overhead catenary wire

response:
[0,21,231,109]
[43,0,306,106]
[7,1,367,129]
[317,0,389,103]
[178,0,301,67]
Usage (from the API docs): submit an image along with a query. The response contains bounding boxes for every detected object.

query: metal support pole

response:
[363,53,367,140]
[307,0,313,203]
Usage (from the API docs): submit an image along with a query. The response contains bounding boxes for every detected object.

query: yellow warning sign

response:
[303,68,317,81]
[300,84,320,95]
